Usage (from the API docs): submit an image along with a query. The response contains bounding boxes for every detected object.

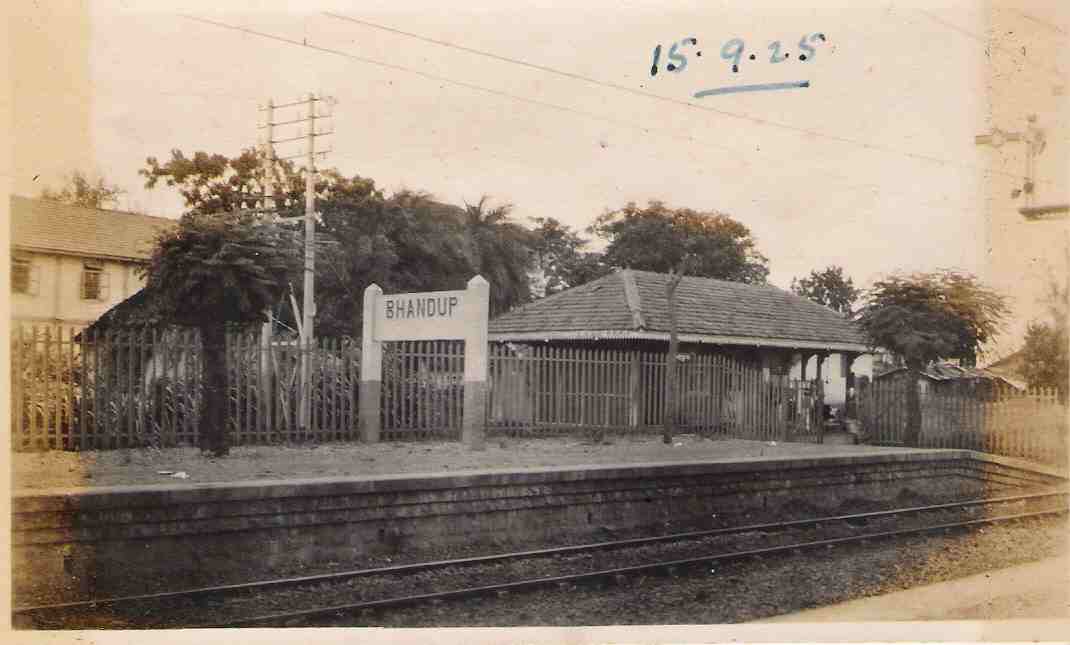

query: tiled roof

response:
[489,269,872,351]
[10,196,177,261]
[877,362,1022,389]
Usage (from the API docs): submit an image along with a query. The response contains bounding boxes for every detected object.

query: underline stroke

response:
[693,80,810,98]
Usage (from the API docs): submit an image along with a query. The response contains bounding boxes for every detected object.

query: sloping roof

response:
[10,196,177,261]
[489,269,871,352]
[78,288,165,337]
[875,362,1024,389]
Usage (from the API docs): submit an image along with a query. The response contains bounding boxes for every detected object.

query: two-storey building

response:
[10,196,177,334]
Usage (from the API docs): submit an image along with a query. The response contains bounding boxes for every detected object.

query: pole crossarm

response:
[258,91,336,432]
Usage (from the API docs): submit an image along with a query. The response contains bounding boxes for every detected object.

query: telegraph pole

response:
[260,93,334,432]
[975,114,1047,209]
[259,99,277,430]
[303,93,316,384]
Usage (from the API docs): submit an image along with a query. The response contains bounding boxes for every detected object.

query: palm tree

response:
[461,197,535,316]
[142,211,296,455]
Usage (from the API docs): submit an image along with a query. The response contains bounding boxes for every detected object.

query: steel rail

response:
[223,507,1067,627]
[13,489,1067,619]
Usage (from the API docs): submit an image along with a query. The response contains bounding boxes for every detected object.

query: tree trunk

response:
[199,324,230,456]
[663,272,683,445]
[905,360,922,447]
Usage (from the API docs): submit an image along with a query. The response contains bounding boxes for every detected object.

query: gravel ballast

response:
[23,497,1067,629]
[317,515,1069,627]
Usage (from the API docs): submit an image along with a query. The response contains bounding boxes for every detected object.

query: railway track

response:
[15,489,1068,629]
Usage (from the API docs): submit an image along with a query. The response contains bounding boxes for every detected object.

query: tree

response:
[40,171,125,209]
[141,148,477,337]
[854,270,1009,445]
[1021,322,1068,395]
[1019,263,1068,396]
[141,148,302,216]
[461,197,535,316]
[142,211,296,455]
[591,200,770,284]
[791,265,861,315]
[528,216,610,296]
[592,200,769,443]
[662,268,684,445]
[317,189,473,337]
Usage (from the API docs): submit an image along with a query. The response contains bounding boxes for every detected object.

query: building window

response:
[12,258,36,295]
[81,262,109,301]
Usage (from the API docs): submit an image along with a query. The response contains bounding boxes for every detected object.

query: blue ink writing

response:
[694,80,810,98]
[768,40,787,63]
[721,38,745,73]
[648,32,827,97]
[650,37,698,76]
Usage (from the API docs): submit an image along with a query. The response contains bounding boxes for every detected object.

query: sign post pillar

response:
[360,283,383,443]
[462,276,490,451]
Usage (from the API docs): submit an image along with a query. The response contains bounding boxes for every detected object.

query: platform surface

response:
[760,556,1070,622]
[13,435,928,491]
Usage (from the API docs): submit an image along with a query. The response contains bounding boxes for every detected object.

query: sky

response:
[11,0,1069,353]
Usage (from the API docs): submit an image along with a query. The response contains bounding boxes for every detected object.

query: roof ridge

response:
[12,194,176,224]
[620,270,645,330]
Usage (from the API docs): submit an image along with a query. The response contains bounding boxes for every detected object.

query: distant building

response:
[873,361,1023,400]
[10,196,177,334]
[489,268,874,409]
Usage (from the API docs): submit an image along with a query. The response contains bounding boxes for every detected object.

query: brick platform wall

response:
[12,450,1065,604]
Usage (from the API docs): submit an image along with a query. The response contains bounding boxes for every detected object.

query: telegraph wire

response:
[180,13,990,218]
[319,11,1042,186]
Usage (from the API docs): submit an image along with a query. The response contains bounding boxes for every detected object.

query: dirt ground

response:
[12,435,918,491]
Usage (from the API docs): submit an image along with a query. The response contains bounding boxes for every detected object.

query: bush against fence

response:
[11,327,360,450]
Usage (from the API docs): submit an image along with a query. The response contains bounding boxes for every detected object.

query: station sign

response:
[371,289,469,341]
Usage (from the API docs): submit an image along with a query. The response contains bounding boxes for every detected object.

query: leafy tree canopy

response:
[1019,263,1068,394]
[461,197,535,316]
[141,211,297,327]
[41,171,125,209]
[591,200,769,283]
[141,147,330,216]
[141,148,539,334]
[854,270,1009,368]
[1021,321,1068,393]
[791,265,861,315]
[140,210,299,456]
[529,216,611,296]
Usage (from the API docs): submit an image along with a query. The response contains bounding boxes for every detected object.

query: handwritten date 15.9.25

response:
[650,33,827,76]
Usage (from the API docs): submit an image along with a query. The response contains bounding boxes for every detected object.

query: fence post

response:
[462,276,490,451]
[360,283,384,443]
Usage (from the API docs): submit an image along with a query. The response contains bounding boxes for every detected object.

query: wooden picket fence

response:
[857,379,1068,467]
[12,326,829,450]
[11,326,361,451]
[486,344,824,442]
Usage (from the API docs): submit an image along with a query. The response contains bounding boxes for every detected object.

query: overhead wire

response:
[179,13,989,221]
[319,10,1044,186]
